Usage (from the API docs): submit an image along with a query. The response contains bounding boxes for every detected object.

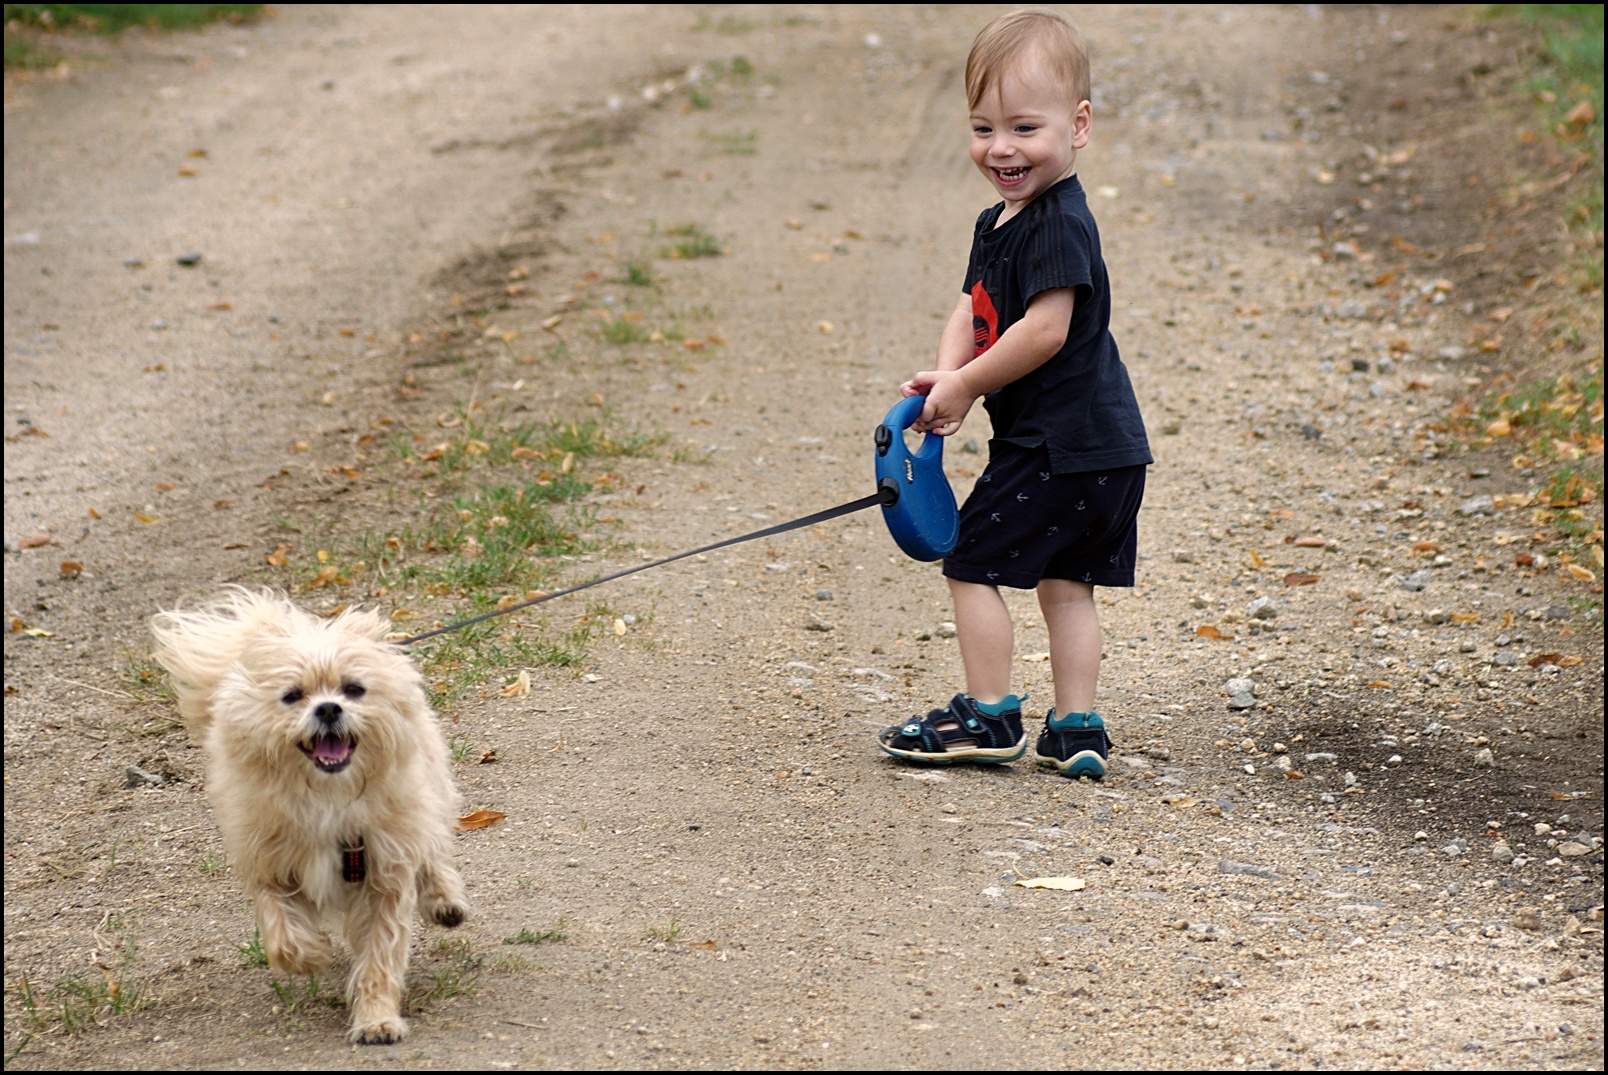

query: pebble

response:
[1493,652,1520,667]
[815,588,832,601]
[935,621,956,638]
[1172,549,1194,563]
[1219,860,1279,880]
[939,803,958,814]
[1397,570,1433,592]
[1247,596,1278,620]
[1557,841,1592,858]
[1440,838,1469,857]
[1190,593,1212,608]
[1304,752,1337,764]
[1186,922,1234,942]
[1386,754,1402,767]
[1225,678,1256,710]
[804,613,833,632]
[1492,842,1514,864]
[124,764,164,788]
[1534,823,1552,836]
[1456,495,1495,517]
[1146,746,1171,761]
[175,252,202,266]
[1473,748,1494,768]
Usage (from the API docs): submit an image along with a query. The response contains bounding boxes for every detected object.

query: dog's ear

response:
[332,605,393,642]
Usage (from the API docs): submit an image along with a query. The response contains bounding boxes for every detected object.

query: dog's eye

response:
[342,683,366,699]
[281,688,304,705]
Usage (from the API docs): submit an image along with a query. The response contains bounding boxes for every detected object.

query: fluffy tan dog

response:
[151,588,468,1044]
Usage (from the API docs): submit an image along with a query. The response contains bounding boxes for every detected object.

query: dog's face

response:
[211,609,424,780]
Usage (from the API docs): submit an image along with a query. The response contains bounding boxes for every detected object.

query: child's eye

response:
[1014,125,1037,134]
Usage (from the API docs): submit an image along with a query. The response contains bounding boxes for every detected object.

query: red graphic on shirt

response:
[970,281,999,356]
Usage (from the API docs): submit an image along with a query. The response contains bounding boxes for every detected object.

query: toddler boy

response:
[878,7,1150,780]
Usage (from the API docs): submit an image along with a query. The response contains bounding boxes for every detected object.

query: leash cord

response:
[395,488,890,646]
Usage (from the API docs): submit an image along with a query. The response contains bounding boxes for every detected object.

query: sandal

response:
[878,693,1027,765]
[1032,709,1111,780]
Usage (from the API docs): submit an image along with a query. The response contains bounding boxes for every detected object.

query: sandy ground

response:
[4,4,1603,1070]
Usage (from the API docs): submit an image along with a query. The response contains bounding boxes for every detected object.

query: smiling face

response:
[969,51,1091,222]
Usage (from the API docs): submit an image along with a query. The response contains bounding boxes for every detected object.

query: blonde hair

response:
[965,7,1090,113]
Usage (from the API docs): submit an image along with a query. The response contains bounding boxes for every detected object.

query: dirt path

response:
[4,5,1602,1069]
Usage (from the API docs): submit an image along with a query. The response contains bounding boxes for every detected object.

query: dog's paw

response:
[267,934,332,976]
[349,1015,409,1045]
[429,899,469,929]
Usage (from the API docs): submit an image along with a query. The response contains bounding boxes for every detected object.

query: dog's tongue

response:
[311,733,352,765]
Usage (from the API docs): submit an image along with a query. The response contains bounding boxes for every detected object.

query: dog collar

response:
[341,838,366,883]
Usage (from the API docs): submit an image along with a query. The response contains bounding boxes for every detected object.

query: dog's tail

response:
[149,587,301,732]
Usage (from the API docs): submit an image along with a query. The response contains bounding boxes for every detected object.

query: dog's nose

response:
[313,702,343,725]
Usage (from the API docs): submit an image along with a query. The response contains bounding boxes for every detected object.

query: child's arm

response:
[903,287,1073,436]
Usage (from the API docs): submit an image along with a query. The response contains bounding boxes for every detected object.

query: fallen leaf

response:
[133,512,161,524]
[1557,655,1584,667]
[1366,680,1394,689]
[18,533,53,549]
[1292,535,1326,547]
[457,809,508,831]
[209,301,232,311]
[1449,612,1480,624]
[817,320,835,333]
[497,671,532,698]
[177,164,198,177]
[1412,541,1441,554]
[306,565,340,589]
[1514,553,1535,567]
[614,617,627,636]
[1283,572,1320,586]
[1566,100,1596,126]
[7,617,22,632]
[1550,790,1586,800]
[22,627,56,638]
[479,750,498,764]
[1013,876,1085,891]
[1486,418,1512,437]
[541,314,564,331]
[1487,307,1513,323]
[1284,770,1304,780]
[1196,625,1233,641]
[784,218,802,229]
[690,940,718,950]
[1248,549,1267,567]
[265,545,290,567]
[59,560,83,577]
[1566,564,1596,582]
[292,441,310,452]
[87,507,100,519]
[1160,795,1197,808]
[322,604,348,618]
[1528,653,1563,667]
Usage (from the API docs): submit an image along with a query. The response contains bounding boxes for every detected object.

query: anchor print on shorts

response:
[1015,492,1030,502]
[1075,500,1086,511]
[1097,475,1108,485]
[1039,471,1051,481]
[1081,571,1093,582]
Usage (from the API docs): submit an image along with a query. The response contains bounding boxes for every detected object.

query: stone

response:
[1493,652,1520,667]
[1190,593,1212,609]
[1247,596,1278,620]
[1557,841,1592,858]
[815,588,833,601]
[1219,860,1279,880]
[1457,495,1495,517]
[1512,907,1542,930]
[1172,549,1194,563]
[1492,842,1514,864]
[1225,678,1256,710]
[125,764,164,789]
[804,613,833,632]
[935,621,957,638]
[1398,570,1433,592]
[1159,419,1182,435]
[1421,608,1447,625]
[1146,746,1171,761]
[1545,605,1569,620]
[1304,752,1338,764]
[1119,755,1152,770]
[1473,748,1494,768]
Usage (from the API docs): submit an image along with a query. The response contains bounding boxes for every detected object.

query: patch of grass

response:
[1517,4,1603,286]
[660,223,723,259]
[3,31,57,66]
[621,260,655,286]
[502,921,568,946]
[600,314,652,344]
[408,939,482,1008]
[198,853,226,877]
[268,974,330,1015]
[120,652,173,704]
[702,129,757,156]
[238,928,267,968]
[688,86,713,109]
[1455,366,1604,462]
[730,55,753,77]
[643,917,682,943]
[13,963,148,1035]
[2,4,261,33]
[449,732,474,766]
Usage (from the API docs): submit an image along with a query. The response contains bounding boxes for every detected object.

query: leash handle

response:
[396,490,887,646]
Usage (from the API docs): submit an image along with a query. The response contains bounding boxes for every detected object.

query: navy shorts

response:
[942,445,1146,589]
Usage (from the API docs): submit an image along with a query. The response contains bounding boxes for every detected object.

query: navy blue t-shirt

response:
[962,173,1152,474]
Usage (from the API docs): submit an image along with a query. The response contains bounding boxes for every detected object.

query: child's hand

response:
[901,369,977,436]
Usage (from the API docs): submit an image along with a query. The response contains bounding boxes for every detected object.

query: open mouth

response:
[993,165,1030,186]
[299,731,356,773]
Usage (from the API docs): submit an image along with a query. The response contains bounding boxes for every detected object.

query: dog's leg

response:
[255,885,330,976]
[418,856,470,928]
[344,884,415,1045]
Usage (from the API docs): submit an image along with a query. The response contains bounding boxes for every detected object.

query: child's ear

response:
[1071,100,1093,148]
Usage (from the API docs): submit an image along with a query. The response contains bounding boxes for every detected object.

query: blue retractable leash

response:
[398,396,959,646]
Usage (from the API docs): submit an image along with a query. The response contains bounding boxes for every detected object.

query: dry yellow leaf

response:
[1566,564,1596,583]
[457,809,508,831]
[497,671,532,698]
[306,565,340,589]
[1366,680,1393,689]
[614,618,627,636]
[22,627,56,638]
[1013,876,1085,891]
[133,512,161,524]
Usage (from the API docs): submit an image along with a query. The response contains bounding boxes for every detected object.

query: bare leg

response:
[946,578,1014,705]
[1036,579,1100,715]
